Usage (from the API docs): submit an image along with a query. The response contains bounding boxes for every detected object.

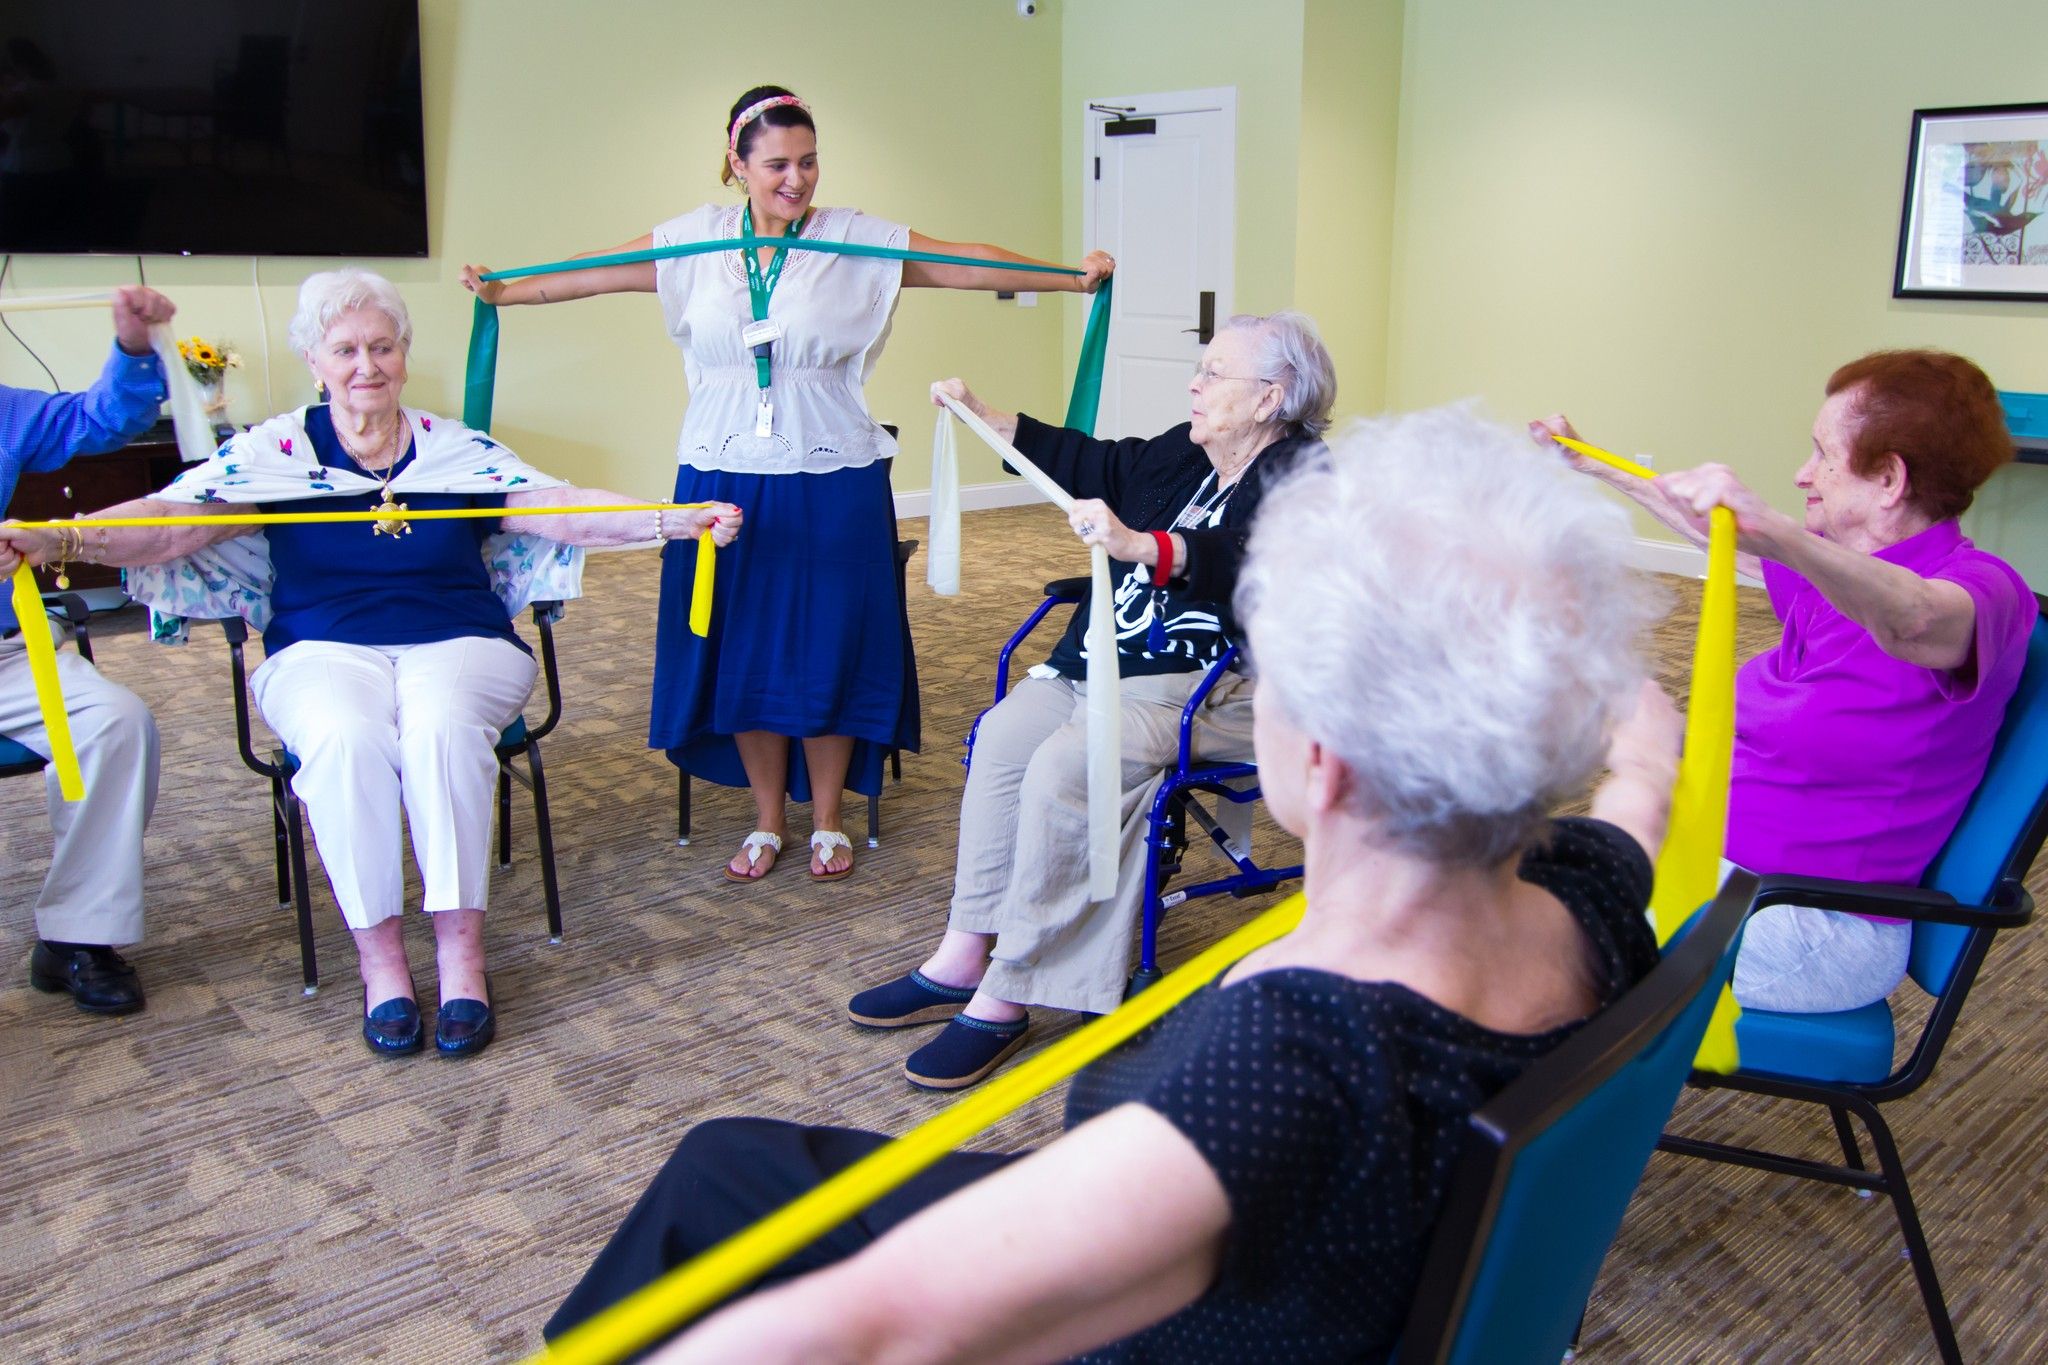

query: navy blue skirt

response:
[649,461,919,801]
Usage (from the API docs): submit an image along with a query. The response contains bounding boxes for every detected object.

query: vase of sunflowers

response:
[176,336,243,418]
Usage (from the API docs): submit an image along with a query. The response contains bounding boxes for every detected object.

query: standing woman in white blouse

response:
[464,84,1111,883]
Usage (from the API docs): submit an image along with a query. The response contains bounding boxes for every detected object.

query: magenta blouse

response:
[1727,520,2037,906]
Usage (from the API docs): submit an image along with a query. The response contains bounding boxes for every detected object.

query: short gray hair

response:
[1236,405,1660,867]
[287,268,414,357]
[1218,310,1336,438]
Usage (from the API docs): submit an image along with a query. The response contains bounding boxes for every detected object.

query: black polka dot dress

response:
[1064,817,1659,1362]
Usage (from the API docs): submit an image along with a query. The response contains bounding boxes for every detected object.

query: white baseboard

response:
[893,480,1047,521]
[1632,536,1764,588]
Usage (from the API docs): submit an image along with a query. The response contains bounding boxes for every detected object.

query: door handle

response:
[1178,291,1216,344]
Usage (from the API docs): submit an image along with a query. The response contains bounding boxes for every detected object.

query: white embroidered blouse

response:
[654,203,907,476]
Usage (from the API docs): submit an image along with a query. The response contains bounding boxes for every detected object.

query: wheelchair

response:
[963,576,1301,993]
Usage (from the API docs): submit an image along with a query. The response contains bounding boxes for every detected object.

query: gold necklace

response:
[335,414,412,537]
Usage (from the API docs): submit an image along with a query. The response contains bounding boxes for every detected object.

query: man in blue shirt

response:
[0,286,174,1014]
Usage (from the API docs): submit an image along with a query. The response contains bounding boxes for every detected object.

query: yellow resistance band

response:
[9,561,85,799]
[8,502,720,802]
[1548,433,1657,481]
[1544,430,1743,1070]
[536,890,1310,1365]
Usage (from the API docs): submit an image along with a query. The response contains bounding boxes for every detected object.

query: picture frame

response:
[1893,102,2048,302]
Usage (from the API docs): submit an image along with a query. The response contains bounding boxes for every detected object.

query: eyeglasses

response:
[1192,364,1274,388]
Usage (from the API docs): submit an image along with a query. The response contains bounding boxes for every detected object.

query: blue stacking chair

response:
[1656,607,2048,1365]
[0,593,97,780]
[219,604,568,996]
[964,577,1303,994]
[1395,872,1754,1364]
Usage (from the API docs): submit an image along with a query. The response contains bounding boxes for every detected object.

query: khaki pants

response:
[950,670,1254,1015]
[0,631,160,945]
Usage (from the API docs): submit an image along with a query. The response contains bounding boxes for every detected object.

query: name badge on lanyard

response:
[742,203,806,440]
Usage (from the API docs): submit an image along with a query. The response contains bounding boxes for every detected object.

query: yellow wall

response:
[0,0,1068,496]
[1294,0,1404,420]
[1384,0,2048,580]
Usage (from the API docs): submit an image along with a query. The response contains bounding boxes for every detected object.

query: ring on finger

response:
[1079,521,1096,536]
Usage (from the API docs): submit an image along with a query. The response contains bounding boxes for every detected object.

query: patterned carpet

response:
[1,507,2042,1362]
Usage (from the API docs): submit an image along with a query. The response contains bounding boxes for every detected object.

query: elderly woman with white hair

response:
[545,407,1679,1361]
[843,311,1337,1090]
[0,269,740,1059]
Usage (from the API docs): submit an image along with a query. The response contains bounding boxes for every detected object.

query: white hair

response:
[1236,405,1661,866]
[287,268,414,357]
[1217,310,1336,438]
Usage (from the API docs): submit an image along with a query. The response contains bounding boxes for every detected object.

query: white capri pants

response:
[250,636,537,930]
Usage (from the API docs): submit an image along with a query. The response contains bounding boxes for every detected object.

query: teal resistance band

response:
[464,239,1113,435]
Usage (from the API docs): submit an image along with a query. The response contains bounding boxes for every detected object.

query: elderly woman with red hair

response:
[1535,348,2038,1013]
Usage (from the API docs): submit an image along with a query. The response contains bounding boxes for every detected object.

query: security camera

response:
[1017,0,1037,16]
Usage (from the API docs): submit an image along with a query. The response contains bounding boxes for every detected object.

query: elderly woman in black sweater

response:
[850,311,1335,1090]
[545,406,1678,1360]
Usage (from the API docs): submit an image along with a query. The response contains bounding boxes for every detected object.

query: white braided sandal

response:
[723,830,784,883]
[809,829,855,882]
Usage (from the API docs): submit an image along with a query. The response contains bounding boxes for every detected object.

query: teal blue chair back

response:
[1910,615,2048,996]
[1396,873,1753,1365]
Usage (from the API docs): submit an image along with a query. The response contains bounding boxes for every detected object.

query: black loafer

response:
[847,970,976,1029]
[363,991,424,1057]
[435,995,496,1058]
[29,940,146,1015]
[904,1013,1030,1091]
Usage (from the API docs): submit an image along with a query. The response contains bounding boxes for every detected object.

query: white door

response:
[1082,88,1236,440]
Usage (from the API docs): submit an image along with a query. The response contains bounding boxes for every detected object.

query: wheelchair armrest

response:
[994,592,1072,703]
[45,593,93,664]
[527,601,564,743]
[1042,577,1088,602]
[1176,645,1241,773]
[1752,873,2035,930]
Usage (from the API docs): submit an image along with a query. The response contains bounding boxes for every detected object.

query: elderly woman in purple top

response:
[1535,348,2038,1013]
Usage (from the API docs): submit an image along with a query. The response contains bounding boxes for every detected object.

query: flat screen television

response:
[0,1,427,256]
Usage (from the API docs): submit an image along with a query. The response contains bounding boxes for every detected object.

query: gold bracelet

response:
[51,523,82,589]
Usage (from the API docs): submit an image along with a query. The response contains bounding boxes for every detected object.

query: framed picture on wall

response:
[1894,102,2048,302]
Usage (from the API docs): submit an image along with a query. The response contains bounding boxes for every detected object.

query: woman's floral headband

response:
[729,95,812,156]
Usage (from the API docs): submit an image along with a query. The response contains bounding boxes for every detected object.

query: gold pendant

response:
[54,568,69,590]
[372,494,410,538]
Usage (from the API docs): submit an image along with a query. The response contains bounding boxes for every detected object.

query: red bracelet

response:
[1149,531,1175,587]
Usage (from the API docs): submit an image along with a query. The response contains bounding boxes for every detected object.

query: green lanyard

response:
[741,203,806,395]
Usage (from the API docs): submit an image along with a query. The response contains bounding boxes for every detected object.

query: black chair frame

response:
[965,577,1302,992]
[223,604,567,996]
[1398,872,1757,1363]
[1655,813,2048,1364]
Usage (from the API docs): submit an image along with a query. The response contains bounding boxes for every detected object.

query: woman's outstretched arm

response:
[460,235,658,306]
[649,1105,1229,1365]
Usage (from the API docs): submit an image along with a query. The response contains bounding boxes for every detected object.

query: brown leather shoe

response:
[29,941,146,1015]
